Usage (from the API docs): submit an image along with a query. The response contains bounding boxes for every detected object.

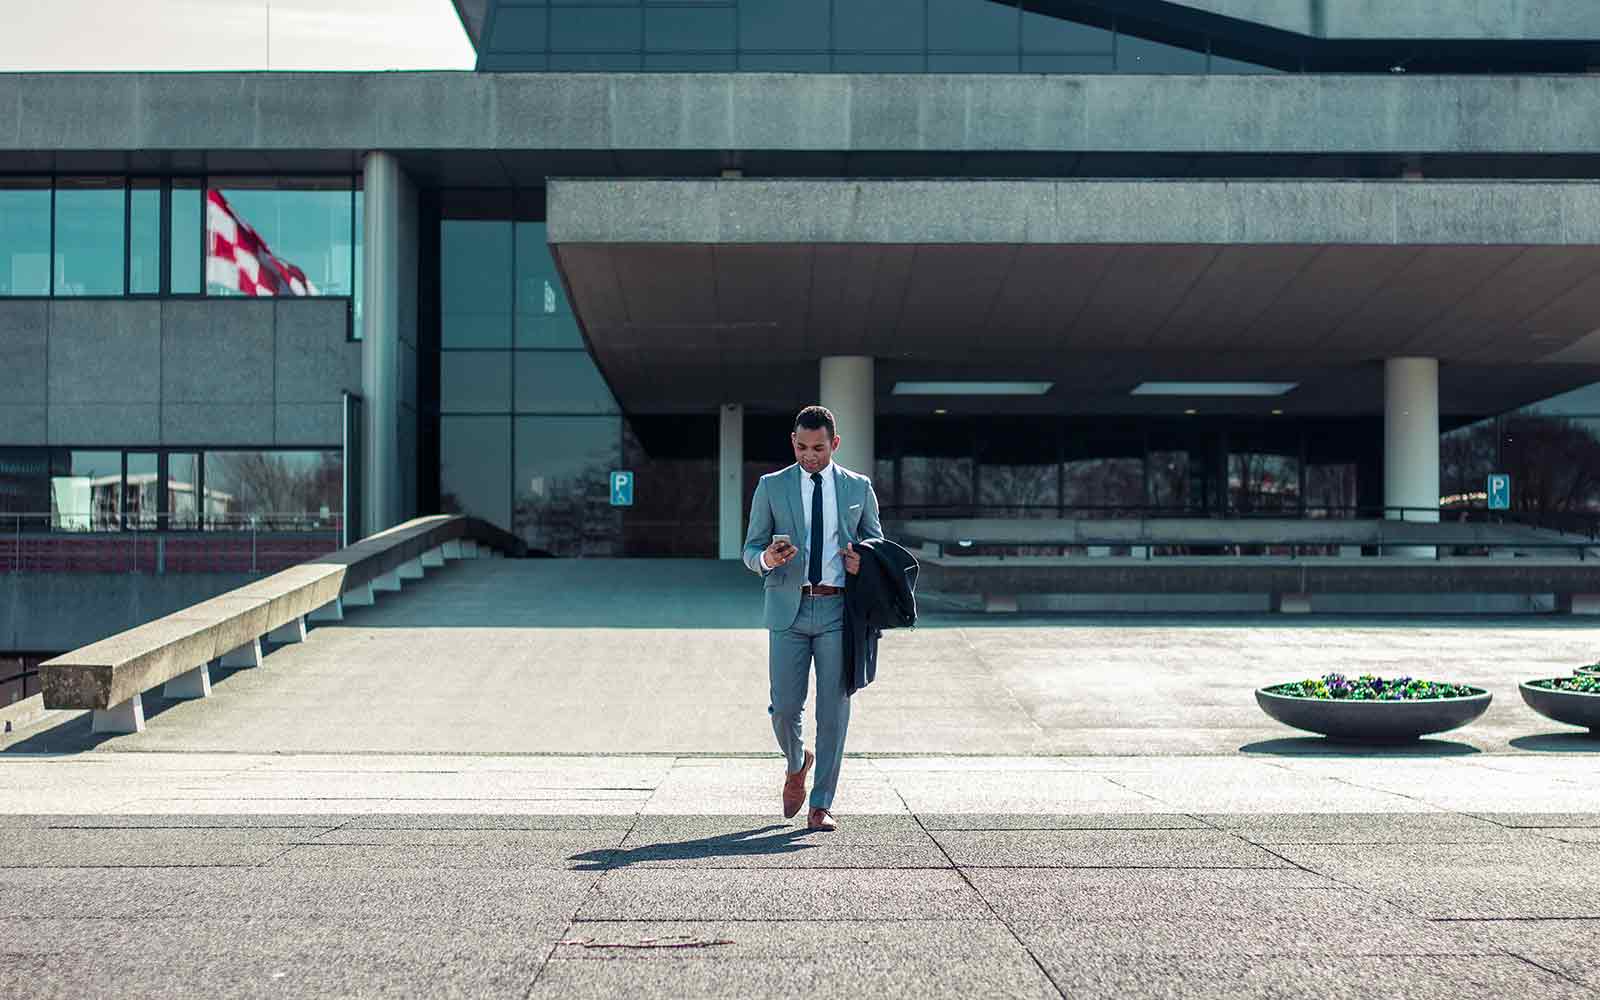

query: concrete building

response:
[6,0,1600,632]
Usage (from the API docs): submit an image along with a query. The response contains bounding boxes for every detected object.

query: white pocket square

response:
[849,503,862,509]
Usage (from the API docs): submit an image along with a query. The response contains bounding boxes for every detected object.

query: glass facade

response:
[207,179,357,298]
[0,175,356,323]
[477,0,1280,73]
[873,417,1384,520]
[0,179,51,296]
[438,209,629,556]
[0,448,340,531]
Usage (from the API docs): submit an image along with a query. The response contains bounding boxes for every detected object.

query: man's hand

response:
[764,539,797,568]
[841,542,860,576]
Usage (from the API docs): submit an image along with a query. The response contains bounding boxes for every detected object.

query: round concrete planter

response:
[1520,681,1600,732]
[1575,664,1600,678]
[1255,688,1492,743]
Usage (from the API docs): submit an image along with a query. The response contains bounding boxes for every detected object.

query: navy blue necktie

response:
[808,471,824,585]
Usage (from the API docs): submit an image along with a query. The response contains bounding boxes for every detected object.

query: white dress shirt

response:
[761,462,844,585]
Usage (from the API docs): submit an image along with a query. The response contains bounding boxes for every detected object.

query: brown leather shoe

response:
[807,807,837,832]
[782,749,814,819]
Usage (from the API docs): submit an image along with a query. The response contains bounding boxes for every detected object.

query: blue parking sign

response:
[610,470,634,507]
[1487,474,1510,510]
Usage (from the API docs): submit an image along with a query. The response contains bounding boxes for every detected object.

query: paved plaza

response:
[5,559,1600,998]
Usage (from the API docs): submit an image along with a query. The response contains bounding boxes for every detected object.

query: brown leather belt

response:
[800,584,844,597]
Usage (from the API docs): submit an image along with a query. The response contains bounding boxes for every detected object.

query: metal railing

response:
[884,503,1600,540]
[0,512,344,575]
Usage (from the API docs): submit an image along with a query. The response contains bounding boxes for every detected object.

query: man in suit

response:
[743,405,883,832]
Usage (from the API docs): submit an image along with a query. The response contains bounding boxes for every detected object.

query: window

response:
[201,450,343,529]
[50,451,122,531]
[834,0,924,52]
[514,352,618,414]
[515,222,583,348]
[126,452,160,529]
[0,179,49,296]
[53,178,126,296]
[929,0,1018,53]
[550,7,641,51]
[647,6,735,51]
[513,415,623,556]
[443,220,513,348]
[169,452,201,529]
[170,180,203,295]
[206,179,356,297]
[740,0,829,52]
[0,449,53,516]
[129,180,161,295]
[441,415,512,528]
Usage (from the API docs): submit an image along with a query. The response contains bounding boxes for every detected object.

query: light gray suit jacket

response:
[742,463,884,632]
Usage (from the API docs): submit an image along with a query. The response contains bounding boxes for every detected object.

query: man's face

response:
[792,426,839,475]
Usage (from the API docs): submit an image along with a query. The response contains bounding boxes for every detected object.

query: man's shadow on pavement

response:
[571,824,817,871]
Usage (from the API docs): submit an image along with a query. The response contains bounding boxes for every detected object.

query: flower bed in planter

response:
[1520,675,1600,732]
[1256,673,1492,742]
[1576,663,1600,678]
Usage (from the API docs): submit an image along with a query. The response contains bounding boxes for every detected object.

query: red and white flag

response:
[205,190,318,296]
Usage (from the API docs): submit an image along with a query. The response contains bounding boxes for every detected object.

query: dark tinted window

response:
[928,0,1016,52]
[834,0,924,52]
[441,221,513,348]
[930,53,1019,72]
[550,7,640,50]
[1021,3,1112,52]
[834,52,925,72]
[739,51,829,71]
[1117,32,1207,73]
[646,6,735,50]
[550,52,641,69]
[646,52,738,70]
[491,6,547,49]
[739,0,829,51]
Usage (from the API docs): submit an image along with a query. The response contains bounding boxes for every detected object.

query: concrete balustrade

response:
[41,515,524,734]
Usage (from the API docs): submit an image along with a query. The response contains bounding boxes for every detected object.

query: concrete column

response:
[363,151,403,537]
[820,356,875,476]
[1384,358,1440,557]
[719,403,744,560]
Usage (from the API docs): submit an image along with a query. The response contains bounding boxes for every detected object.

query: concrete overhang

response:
[1162,0,1600,40]
[547,178,1600,418]
[4,73,1600,159]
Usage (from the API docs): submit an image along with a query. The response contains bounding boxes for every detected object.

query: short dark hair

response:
[794,405,837,439]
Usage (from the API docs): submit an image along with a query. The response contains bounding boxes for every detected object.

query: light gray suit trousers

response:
[742,463,883,810]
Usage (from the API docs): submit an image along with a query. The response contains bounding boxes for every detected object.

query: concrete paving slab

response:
[918,812,1207,830]
[12,951,551,1000]
[931,828,1292,868]
[1200,812,1520,844]
[962,867,1346,923]
[336,812,640,830]
[1268,841,1600,918]
[0,828,314,867]
[0,866,233,918]
[266,829,629,870]
[1029,954,1595,1000]
[1473,812,1600,828]
[606,815,948,870]
[1009,904,1459,956]
[576,869,990,921]
[530,941,1060,1000]
[179,867,599,923]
